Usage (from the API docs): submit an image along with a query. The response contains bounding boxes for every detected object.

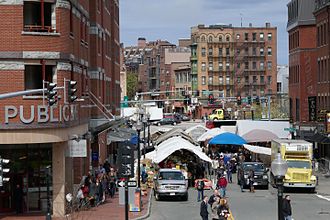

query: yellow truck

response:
[271,139,317,192]
[209,109,225,120]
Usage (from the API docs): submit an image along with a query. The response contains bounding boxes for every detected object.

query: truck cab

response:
[209,109,225,120]
[271,139,317,192]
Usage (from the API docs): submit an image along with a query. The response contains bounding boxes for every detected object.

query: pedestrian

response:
[211,197,220,220]
[14,184,24,214]
[238,167,244,192]
[208,189,220,206]
[226,161,233,183]
[196,179,205,202]
[217,175,228,198]
[95,178,103,206]
[218,199,230,220]
[248,169,255,193]
[109,168,116,198]
[282,195,292,220]
[200,196,209,220]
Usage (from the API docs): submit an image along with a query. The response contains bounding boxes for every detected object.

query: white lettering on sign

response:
[286,144,309,152]
[3,104,79,124]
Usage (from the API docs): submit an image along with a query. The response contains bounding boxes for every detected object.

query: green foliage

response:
[126,72,138,99]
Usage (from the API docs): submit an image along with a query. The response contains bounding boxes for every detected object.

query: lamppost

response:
[135,120,143,189]
[46,165,51,220]
[142,117,147,159]
[271,153,288,220]
[146,112,151,152]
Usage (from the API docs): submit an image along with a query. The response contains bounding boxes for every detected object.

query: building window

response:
[260,61,264,70]
[226,62,230,70]
[226,48,230,56]
[219,36,223,42]
[219,62,223,70]
[267,76,272,85]
[219,76,223,85]
[244,61,249,70]
[236,34,240,40]
[252,62,257,69]
[209,36,213,42]
[245,76,249,83]
[268,33,272,41]
[253,75,257,83]
[267,61,272,70]
[226,36,230,42]
[201,36,206,42]
[226,76,230,85]
[296,98,300,121]
[244,33,248,41]
[237,63,241,68]
[252,47,256,56]
[201,62,206,71]
[202,76,206,85]
[219,48,223,56]
[260,48,264,56]
[201,48,206,56]
[209,62,213,71]
[260,33,264,41]
[69,3,73,35]
[23,1,56,32]
[260,75,264,84]
[277,82,282,93]
[209,76,213,84]
[245,47,249,55]
[252,33,256,41]
[97,0,102,12]
[24,65,55,90]
[237,77,241,83]
[208,48,213,56]
[267,47,272,56]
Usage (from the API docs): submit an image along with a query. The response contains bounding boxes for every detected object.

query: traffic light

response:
[248,96,252,105]
[0,157,10,187]
[117,142,134,178]
[237,95,241,105]
[208,94,214,104]
[256,96,260,105]
[47,82,57,106]
[68,80,78,102]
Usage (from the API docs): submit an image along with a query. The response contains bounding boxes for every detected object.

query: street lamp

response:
[45,165,52,220]
[146,112,151,153]
[142,117,147,159]
[135,120,143,189]
[271,153,288,220]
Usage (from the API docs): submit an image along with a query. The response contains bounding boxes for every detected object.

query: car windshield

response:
[243,163,264,172]
[159,172,184,180]
[287,160,311,169]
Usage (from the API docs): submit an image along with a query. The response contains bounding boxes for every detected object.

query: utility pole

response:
[268,95,271,121]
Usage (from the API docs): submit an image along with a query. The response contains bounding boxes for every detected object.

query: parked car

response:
[153,117,177,126]
[153,168,188,201]
[163,113,182,124]
[237,162,269,189]
[180,114,191,121]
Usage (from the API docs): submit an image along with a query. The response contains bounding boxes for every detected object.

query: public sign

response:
[117,180,137,187]
[284,127,296,132]
[67,140,87,157]
[308,96,317,121]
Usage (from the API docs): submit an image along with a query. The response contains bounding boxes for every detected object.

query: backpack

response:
[197,180,204,190]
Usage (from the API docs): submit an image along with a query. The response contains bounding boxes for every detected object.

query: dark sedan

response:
[237,162,269,189]
[153,118,177,126]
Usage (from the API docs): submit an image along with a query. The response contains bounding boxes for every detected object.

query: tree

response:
[126,72,138,100]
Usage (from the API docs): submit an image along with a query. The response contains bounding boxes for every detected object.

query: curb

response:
[133,190,152,220]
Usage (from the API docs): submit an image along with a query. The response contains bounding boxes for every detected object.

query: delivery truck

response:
[271,139,317,192]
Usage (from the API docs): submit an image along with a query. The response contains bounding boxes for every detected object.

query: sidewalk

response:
[316,171,330,196]
[1,189,152,220]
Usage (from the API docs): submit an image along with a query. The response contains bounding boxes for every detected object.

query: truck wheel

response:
[173,122,177,125]
[182,194,188,201]
[157,122,161,126]
[155,193,161,201]
[310,187,316,193]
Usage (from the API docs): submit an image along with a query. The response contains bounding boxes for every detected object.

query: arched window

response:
[209,36,213,42]
[226,36,230,42]
[201,36,206,42]
[219,36,223,42]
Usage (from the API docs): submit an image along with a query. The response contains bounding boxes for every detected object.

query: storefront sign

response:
[3,104,78,124]
[67,140,87,157]
[308,96,317,121]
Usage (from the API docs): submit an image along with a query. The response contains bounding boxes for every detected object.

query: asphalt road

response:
[147,174,330,220]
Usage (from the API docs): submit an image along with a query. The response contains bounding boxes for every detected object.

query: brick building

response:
[0,0,119,217]
[190,23,277,99]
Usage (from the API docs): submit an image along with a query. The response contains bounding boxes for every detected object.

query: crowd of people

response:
[200,190,231,220]
[76,160,117,209]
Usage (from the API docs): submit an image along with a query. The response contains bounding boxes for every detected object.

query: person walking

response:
[217,175,228,198]
[238,167,245,192]
[196,179,205,202]
[226,161,233,183]
[282,195,292,220]
[208,189,220,206]
[211,197,220,220]
[200,196,209,220]
[248,169,255,193]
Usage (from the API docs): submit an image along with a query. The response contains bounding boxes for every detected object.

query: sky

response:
[120,0,289,65]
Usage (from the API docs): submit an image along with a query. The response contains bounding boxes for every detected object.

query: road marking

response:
[316,194,330,202]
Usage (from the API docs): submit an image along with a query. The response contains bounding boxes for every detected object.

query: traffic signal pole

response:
[125,177,129,220]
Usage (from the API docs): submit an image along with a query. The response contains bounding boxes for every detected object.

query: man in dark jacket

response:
[282,195,292,220]
[208,189,220,206]
[200,196,208,220]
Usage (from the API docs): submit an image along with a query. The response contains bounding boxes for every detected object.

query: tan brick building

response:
[0,0,119,216]
[190,23,277,99]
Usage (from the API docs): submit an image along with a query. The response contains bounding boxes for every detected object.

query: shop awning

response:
[209,132,247,145]
[152,136,212,163]
[197,128,225,142]
[155,128,197,146]
[306,133,330,144]
[185,125,209,141]
[242,129,279,143]
[243,144,271,155]
[107,127,137,144]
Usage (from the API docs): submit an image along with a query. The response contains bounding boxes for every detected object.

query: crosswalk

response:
[316,194,330,202]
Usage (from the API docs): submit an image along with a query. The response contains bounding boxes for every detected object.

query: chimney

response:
[266,22,271,28]
[138,37,146,48]
[249,23,252,27]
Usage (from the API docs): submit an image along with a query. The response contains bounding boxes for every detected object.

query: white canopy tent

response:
[243,144,271,156]
[197,128,224,142]
[150,136,212,163]
[185,125,209,141]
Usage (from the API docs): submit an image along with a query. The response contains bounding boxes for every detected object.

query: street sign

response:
[117,180,137,188]
[284,127,297,132]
